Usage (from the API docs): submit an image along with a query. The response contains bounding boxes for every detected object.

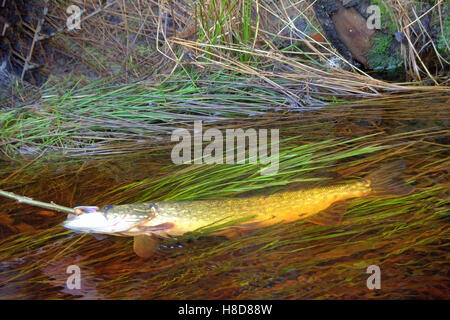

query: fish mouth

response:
[63,206,112,233]
[63,206,101,229]
[63,205,147,234]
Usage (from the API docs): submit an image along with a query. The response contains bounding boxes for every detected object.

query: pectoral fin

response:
[306,202,347,226]
[133,235,160,258]
[137,222,174,232]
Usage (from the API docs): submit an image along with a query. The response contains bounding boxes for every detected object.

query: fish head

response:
[99,203,176,236]
[62,205,150,235]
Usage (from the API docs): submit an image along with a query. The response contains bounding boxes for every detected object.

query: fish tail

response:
[364,160,414,197]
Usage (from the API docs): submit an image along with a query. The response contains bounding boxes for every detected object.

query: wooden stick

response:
[0,189,75,214]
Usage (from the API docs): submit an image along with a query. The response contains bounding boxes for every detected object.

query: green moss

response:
[370,33,391,55]
[367,33,403,72]
[437,18,450,56]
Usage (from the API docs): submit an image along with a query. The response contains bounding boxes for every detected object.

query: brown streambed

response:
[0,96,448,299]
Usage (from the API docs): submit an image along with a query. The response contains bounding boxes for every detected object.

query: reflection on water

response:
[0,94,448,299]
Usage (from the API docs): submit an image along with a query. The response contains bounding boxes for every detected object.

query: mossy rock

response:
[366,33,403,73]
[437,17,450,57]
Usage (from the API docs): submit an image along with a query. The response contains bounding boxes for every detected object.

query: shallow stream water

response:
[0,94,448,299]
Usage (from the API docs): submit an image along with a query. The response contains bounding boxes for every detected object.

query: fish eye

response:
[102,205,114,211]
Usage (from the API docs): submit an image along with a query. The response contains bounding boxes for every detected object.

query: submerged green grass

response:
[0,72,297,158]
[0,104,448,299]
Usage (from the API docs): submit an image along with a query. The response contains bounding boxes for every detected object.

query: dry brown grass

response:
[41,0,449,94]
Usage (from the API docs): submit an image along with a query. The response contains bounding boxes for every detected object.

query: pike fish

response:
[63,161,413,257]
